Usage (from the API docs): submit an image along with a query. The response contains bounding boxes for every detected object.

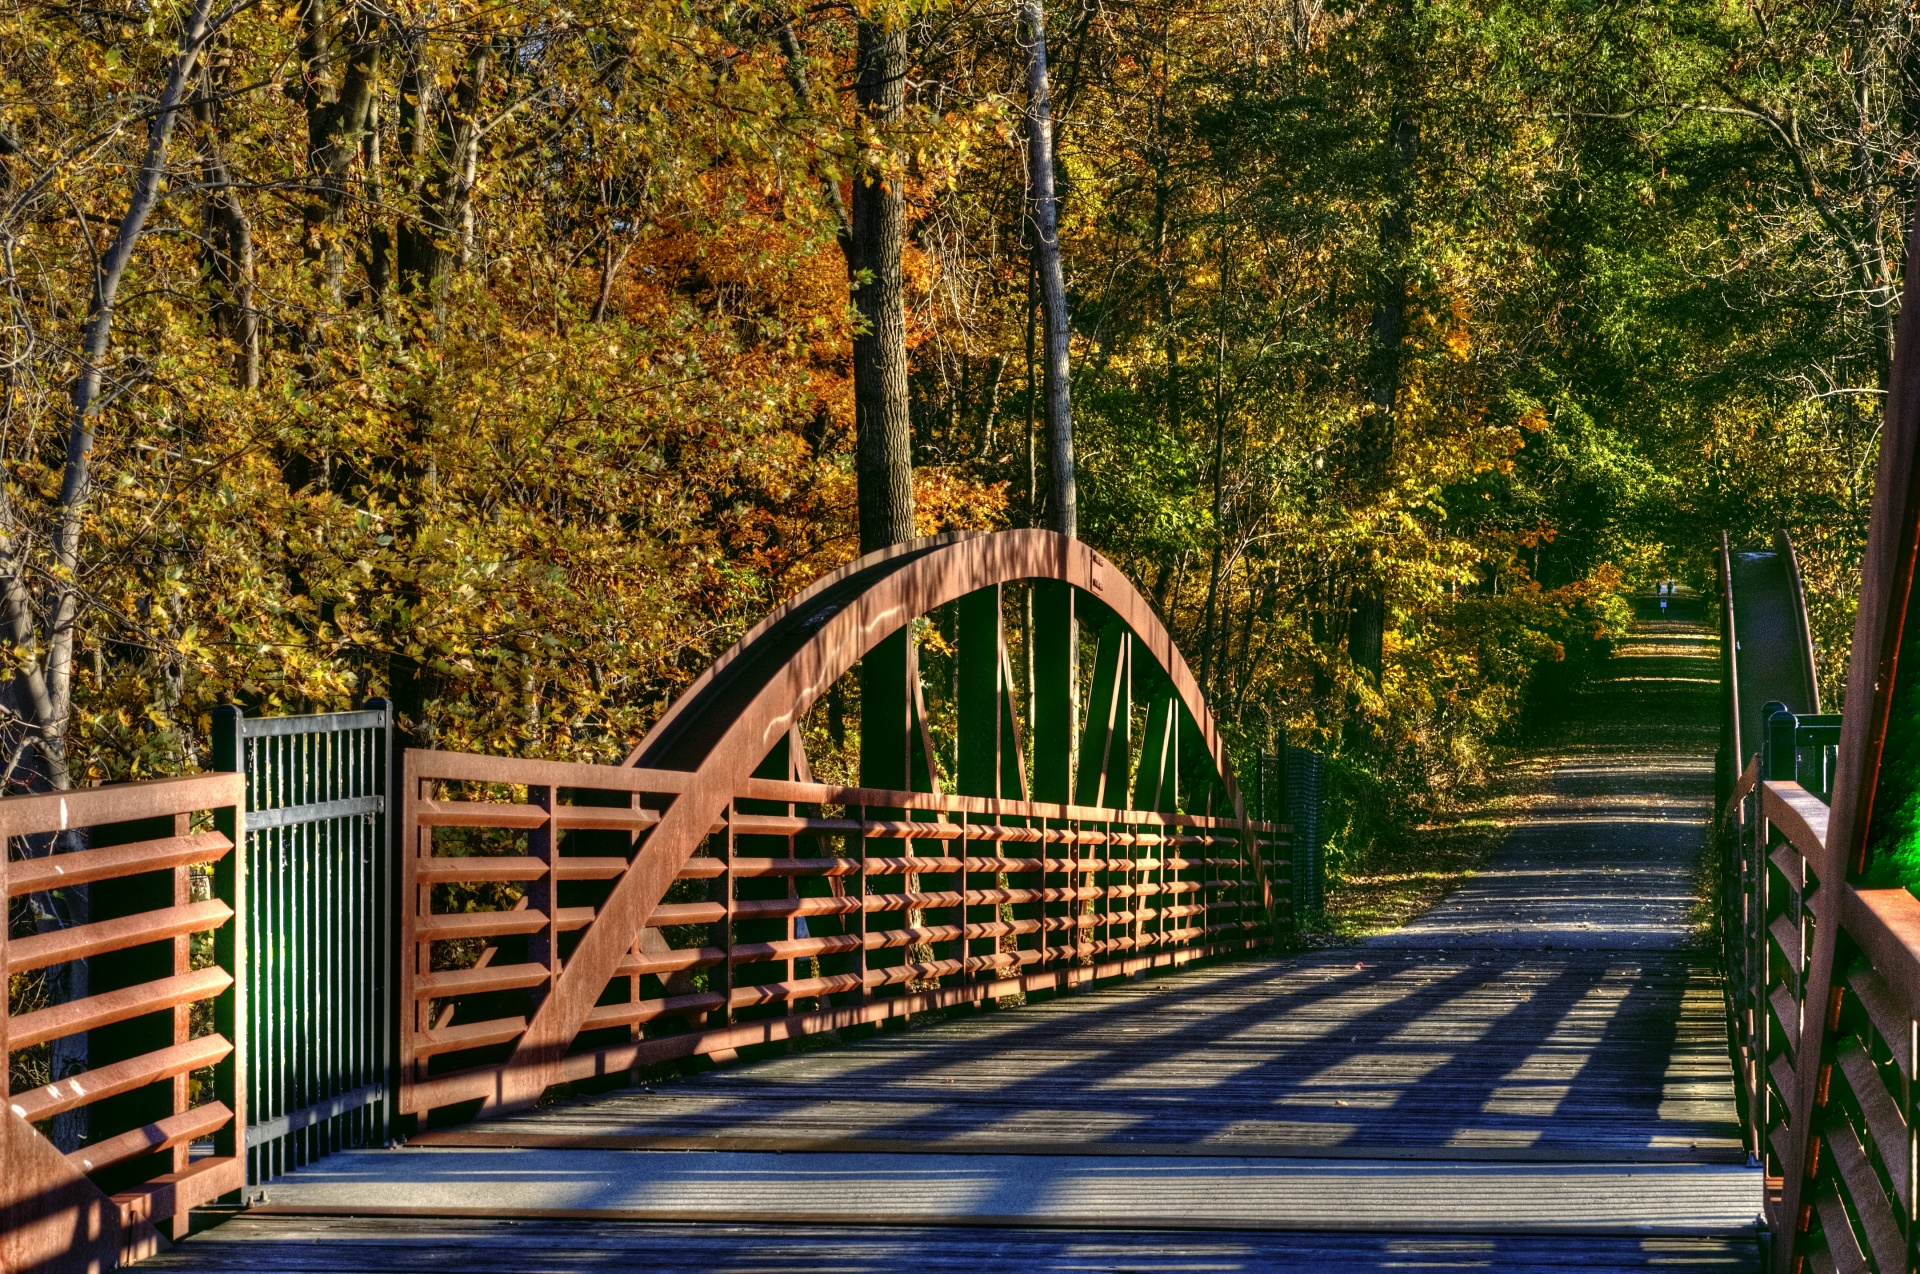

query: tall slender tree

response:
[852,14,915,552]
[1348,0,1419,686]
[1021,0,1075,538]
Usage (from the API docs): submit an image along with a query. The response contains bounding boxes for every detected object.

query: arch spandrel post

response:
[955,584,1028,801]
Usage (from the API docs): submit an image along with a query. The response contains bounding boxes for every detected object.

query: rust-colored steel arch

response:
[625,529,1242,796]
[472,530,1254,1109]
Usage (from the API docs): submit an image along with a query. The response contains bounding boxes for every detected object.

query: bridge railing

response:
[1722,760,1920,1271]
[1,772,246,1269]
[398,747,1285,1121]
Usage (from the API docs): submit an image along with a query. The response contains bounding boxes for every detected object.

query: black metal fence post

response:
[1285,746,1326,917]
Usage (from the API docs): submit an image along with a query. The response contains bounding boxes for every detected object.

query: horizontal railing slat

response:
[740,775,1260,829]
[6,831,233,898]
[414,962,551,999]
[1728,754,1760,812]
[1826,1115,1904,1274]
[246,794,381,829]
[1812,1187,1870,1274]
[245,1083,387,1148]
[8,967,234,1049]
[1846,965,1914,1077]
[5,899,233,972]
[1768,913,1803,977]
[1771,983,1802,1058]
[554,808,660,831]
[1835,1041,1910,1212]
[1769,841,1804,885]
[1761,779,1830,867]
[416,909,548,941]
[410,749,692,793]
[7,1036,234,1123]
[1769,1053,1798,1117]
[238,710,386,738]
[416,1017,530,1058]
[0,771,242,837]
[416,856,548,883]
[419,800,548,829]
[112,1154,245,1237]
[553,856,630,880]
[68,1103,235,1176]
[1841,888,1920,1026]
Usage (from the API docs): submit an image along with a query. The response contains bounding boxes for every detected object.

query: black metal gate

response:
[212,701,392,1185]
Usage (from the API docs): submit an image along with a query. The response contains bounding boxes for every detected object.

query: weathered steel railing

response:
[1715,529,1920,1270]
[1719,700,1841,1161]
[1720,765,1920,1272]
[398,529,1286,1122]
[1,773,246,1269]
[214,703,393,1185]
[400,752,1280,1119]
[2,530,1291,1267]
[1716,206,1920,1272]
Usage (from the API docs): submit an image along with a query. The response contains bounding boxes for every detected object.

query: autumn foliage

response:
[4,0,1889,865]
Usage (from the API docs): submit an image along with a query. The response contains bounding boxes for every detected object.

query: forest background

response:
[0,0,1900,876]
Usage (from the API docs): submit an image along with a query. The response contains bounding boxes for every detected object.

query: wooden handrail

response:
[1839,887,1920,1022]
[1760,780,1830,866]
[1734,757,1920,1272]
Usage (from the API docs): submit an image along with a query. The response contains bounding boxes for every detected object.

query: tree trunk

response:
[195,66,259,389]
[199,152,259,389]
[776,20,854,253]
[591,234,635,324]
[1362,109,1416,472]
[1348,5,1418,687]
[1154,149,1179,437]
[362,95,391,305]
[395,48,438,296]
[1198,231,1229,695]
[1025,252,1039,526]
[850,16,914,552]
[397,38,490,332]
[1021,0,1075,539]
[16,0,219,788]
[300,0,381,306]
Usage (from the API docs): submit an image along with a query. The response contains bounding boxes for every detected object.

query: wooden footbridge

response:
[15,299,1920,1274]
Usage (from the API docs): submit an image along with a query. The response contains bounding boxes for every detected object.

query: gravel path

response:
[1372,611,1717,953]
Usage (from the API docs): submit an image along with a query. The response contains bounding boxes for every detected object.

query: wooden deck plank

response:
[188,1146,1763,1234]
[148,1215,1761,1273]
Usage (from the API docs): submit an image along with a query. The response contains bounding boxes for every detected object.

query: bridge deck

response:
[151,607,1762,1271]
[399,948,1740,1162]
